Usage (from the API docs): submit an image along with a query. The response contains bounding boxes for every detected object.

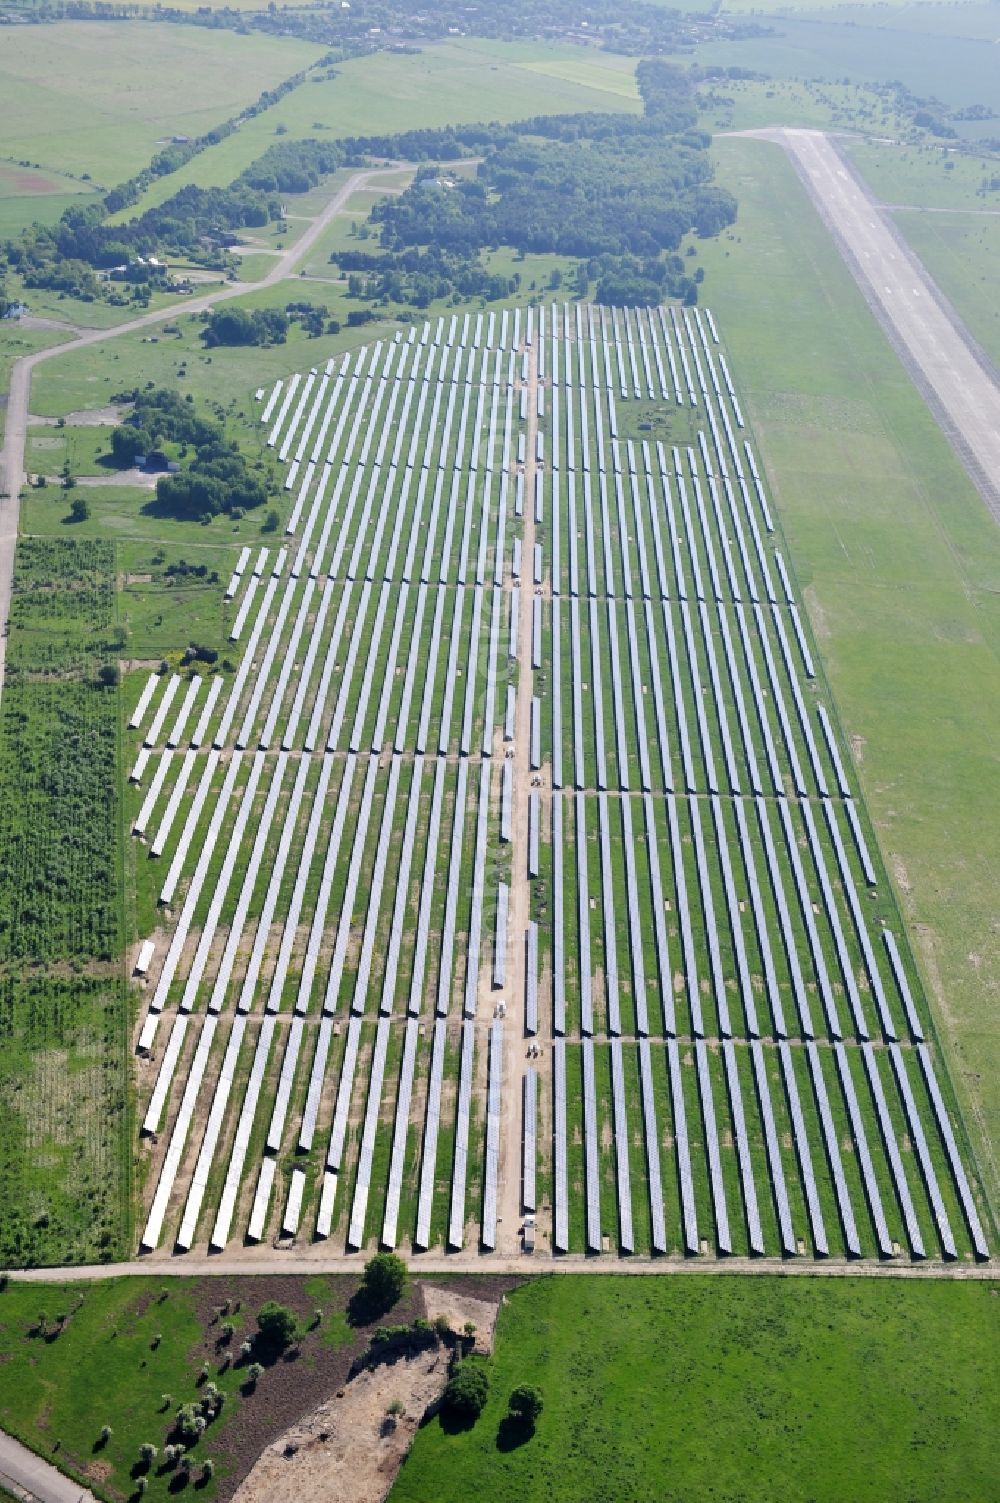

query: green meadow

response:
[0,22,323,185]
[391,1275,1000,1503]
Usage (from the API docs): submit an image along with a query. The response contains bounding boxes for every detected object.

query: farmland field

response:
[123,302,989,1266]
[110,39,642,223]
[0,538,130,1266]
[0,160,98,239]
[0,22,324,185]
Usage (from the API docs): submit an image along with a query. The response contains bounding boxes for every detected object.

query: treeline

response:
[339,247,519,309]
[362,61,735,306]
[9,0,700,60]
[1,61,734,311]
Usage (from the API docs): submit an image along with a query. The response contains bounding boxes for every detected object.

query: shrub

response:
[443,1362,489,1422]
[508,1384,544,1425]
[256,1301,297,1354]
[359,1252,407,1314]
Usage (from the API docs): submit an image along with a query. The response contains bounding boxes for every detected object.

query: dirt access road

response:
[5,1253,995,1282]
[739,128,1000,524]
[0,161,456,704]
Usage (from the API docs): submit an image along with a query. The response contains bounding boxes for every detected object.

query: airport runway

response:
[740,128,1000,525]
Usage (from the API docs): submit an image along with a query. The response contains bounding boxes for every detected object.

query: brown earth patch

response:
[169,1274,522,1503]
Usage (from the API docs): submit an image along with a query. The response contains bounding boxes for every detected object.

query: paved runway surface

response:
[744,128,1000,524]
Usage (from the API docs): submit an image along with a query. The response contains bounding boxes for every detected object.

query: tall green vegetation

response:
[359,62,733,306]
[0,537,128,1265]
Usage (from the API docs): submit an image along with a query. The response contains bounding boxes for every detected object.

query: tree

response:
[508,1385,543,1425]
[443,1362,489,1422]
[175,1403,203,1446]
[359,1252,407,1314]
[262,507,280,533]
[110,424,150,467]
[68,496,90,523]
[256,1300,297,1354]
[97,663,120,688]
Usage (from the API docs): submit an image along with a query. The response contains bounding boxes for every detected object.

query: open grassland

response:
[0,22,323,186]
[391,1275,1000,1503]
[0,324,75,446]
[112,38,641,220]
[0,160,99,239]
[0,1273,371,1503]
[27,309,397,421]
[698,77,909,135]
[844,141,1000,212]
[695,20,1000,118]
[697,136,1000,1209]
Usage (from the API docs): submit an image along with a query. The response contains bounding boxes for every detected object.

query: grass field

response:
[0,323,75,446]
[391,1275,1000,1503]
[696,136,1000,1210]
[844,141,1000,212]
[0,1274,361,1502]
[0,22,323,185]
[696,19,1000,120]
[0,160,98,238]
[111,39,641,221]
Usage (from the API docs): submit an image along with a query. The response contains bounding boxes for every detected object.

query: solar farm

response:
[130,301,989,1265]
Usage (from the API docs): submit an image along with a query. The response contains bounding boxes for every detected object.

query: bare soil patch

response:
[228,1278,520,1503]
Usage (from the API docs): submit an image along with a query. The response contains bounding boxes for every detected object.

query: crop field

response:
[0,538,130,1266]
[128,302,989,1267]
[0,159,98,238]
[0,22,323,185]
